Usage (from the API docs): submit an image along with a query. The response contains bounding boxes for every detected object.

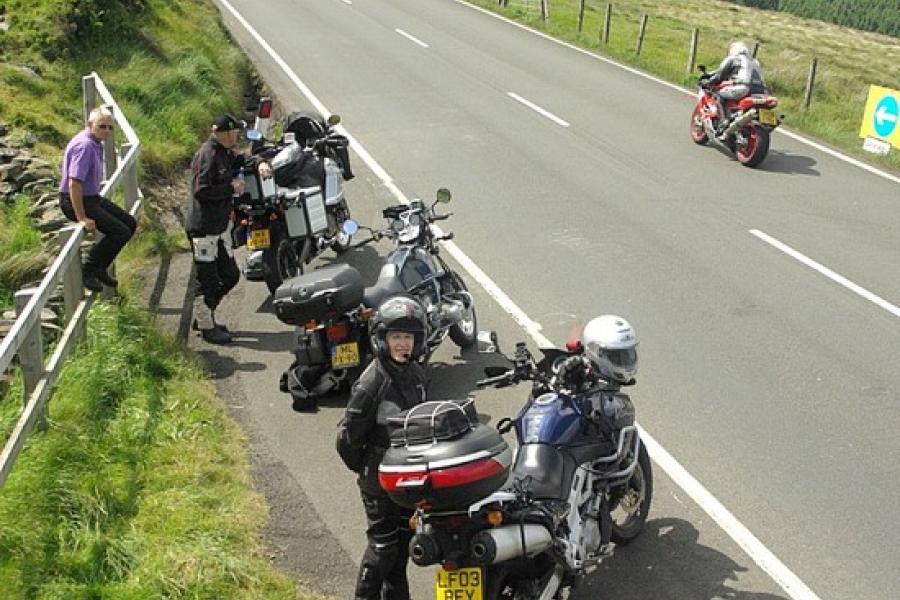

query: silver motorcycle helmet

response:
[370,295,428,364]
[582,315,638,384]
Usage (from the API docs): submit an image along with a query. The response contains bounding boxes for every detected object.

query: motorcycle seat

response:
[363,264,406,309]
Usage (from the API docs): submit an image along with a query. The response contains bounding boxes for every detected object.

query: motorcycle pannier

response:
[379,400,512,510]
[272,264,364,326]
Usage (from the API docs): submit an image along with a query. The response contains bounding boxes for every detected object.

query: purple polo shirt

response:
[59,129,104,196]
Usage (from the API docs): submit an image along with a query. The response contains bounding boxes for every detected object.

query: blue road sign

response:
[873,95,898,138]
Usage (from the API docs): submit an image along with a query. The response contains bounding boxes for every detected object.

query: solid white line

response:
[215,2,819,598]
[750,229,900,318]
[395,28,429,48]
[342,0,352,5]
[507,92,570,127]
[453,0,900,186]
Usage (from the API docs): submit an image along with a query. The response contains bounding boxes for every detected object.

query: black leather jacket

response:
[343,358,428,494]
[185,137,250,237]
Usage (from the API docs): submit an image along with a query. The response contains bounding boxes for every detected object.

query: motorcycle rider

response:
[336,295,428,600]
[706,41,768,139]
[186,113,271,344]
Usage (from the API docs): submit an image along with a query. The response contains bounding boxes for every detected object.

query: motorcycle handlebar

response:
[431,213,452,221]
[475,372,513,388]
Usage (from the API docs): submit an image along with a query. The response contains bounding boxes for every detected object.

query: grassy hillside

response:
[482,0,900,171]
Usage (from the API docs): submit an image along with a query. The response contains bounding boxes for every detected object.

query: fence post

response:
[14,288,47,429]
[635,14,648,55]
[687,28,699,74]
[81,74,96,125]
[803,57,817,111]
[602,3,612,44]
[121,143,138,214]
[59,226,87,341]
[577,0,586,34]
[752,42,760,58]
[540,0,548,23]
[102,103,117,182]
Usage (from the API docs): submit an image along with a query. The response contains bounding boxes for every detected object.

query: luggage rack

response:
[395,398,478,450]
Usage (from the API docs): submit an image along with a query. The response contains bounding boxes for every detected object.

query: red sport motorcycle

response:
[690,66,782,168]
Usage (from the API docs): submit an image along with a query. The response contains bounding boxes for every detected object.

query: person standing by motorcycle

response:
[707,41,768,139]
[186,113,271,344]
[335,296,428,600]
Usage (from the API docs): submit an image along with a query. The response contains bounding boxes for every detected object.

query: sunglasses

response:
[97,124,115,130]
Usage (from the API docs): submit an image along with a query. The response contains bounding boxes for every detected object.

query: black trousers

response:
[191,237,239,311]
[355,491,413,600]
[59,194,136,272]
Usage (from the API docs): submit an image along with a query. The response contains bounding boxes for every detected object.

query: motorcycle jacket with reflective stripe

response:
[343,358,428,494]
[709,54,766,90]
[185,137,249,237]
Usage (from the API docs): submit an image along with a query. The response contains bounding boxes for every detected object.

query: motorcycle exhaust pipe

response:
[469,525,553,565]
[409,533,442,566]
[720,109,756,138]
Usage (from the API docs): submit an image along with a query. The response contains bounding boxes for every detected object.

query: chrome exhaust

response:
[469,524,553,565]
[720,109,756,138]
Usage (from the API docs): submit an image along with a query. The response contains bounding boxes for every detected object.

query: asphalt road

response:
[196,1,900,598]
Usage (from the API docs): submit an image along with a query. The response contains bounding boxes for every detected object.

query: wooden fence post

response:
[804,57,818,111]
[540,0,549,24]
[121,143,138,214]
[577,0,586,34]
[687,28,699,74]
[752,42,760,58]
[14,288,47,429]
[635,14,648,55]
[81,74,96,125]
[59,226,87,341]
[602,4,612,44]
[102,103,117,181]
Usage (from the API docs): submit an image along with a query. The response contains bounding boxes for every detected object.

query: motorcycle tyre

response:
[447,271,478,349]
[329,206,353,255]
[263,232,302,295]
[484,560,555,600]
[610,442,653,545]
[736,123,770,168]
[690,104,709,145]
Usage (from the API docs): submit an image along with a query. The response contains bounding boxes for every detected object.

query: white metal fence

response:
[0,71,144,489]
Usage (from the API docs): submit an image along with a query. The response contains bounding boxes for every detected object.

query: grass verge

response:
[475,0,900,172]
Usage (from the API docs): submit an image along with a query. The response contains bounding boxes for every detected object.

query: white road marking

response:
[507,92,570,127]
[454,0,900,186]
[215,1,821,598]
[751,229,900,318]
[395,28,429,48]
[341,0,352,5]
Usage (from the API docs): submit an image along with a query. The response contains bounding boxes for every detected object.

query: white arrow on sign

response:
[875,105,898,126]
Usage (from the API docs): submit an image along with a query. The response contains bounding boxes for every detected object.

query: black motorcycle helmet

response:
[283,110,326,147]
[371,295,427,365]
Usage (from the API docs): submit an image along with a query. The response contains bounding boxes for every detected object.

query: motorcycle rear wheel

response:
[610,442,653,545]
[735,123,770,168]
[690,104,709,145]
[263,232,301,295]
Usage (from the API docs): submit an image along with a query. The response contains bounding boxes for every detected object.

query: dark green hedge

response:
[726,0,899,38]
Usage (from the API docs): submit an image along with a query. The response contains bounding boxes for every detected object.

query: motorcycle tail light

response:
[379,467,429,492]
[326,322,349,342]
[765,96,779,108]
[258,98,273,119]
[430,457,505,489]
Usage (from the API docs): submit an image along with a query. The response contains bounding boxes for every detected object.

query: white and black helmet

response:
[370,295,428,363]
[727,40,751,57]
[582,315,638,384]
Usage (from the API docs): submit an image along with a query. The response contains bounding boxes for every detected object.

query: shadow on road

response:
[578,517,788,600]
[196,349,268,379]
[757,150,819,176]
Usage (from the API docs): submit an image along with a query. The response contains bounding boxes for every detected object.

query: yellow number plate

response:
[331,342,360,369]
[435,566,483,600]
[248,228,270,250]
[757,108,777,126]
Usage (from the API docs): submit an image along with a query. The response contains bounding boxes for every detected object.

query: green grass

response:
[479,0,900,171]
[0,302,306,599]
[0,197,46,308]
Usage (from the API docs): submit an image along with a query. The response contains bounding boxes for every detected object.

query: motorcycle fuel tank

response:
[517,393,583,445]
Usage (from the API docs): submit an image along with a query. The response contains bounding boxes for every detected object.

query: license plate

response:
[758,108,777,126]
[435,566,483,600]
[331,342,359,368]
[248,228,270,250]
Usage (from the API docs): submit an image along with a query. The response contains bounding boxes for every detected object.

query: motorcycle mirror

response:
[327,114,341,127]
[435,188,452,204]
[341,219,360,236]
[698,65,707,73]
[245,129,263,141]
[483,366,508,377]
[477,330,499,354]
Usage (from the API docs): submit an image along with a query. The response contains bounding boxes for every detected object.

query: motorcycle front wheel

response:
[263,229,302,294]
[328,205,353,255]
[610,442,653,545]
[690,103,709,145]
[447,271,477,349]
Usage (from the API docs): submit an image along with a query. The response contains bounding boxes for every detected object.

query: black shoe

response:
[192,318,229,333]
[96,270,118,288]
[83,271,103,293]
[201,327,232,345]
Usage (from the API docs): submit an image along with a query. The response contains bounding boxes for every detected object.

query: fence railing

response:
[0,71,143,489]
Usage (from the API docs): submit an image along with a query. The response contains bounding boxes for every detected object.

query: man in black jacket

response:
[186,113,270,344]
[337,296,428,600]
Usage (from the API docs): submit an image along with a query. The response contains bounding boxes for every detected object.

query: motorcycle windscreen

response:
[509,444,576,500]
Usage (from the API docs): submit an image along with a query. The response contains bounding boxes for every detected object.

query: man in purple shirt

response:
[59,107,136,292]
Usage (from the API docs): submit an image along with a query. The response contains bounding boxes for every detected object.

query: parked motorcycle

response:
[272,188,478,411]
[690,65,783,168]
[237,112,355,294]
[379,341,652,600]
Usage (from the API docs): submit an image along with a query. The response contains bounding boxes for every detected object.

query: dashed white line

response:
[751,229,900,318]
[341,0,352,5]
[215,2,821,598]
[395,28,429,48]
[507,92,570,127]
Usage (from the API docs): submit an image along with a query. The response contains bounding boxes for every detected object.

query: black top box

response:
[273,263,364,325]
